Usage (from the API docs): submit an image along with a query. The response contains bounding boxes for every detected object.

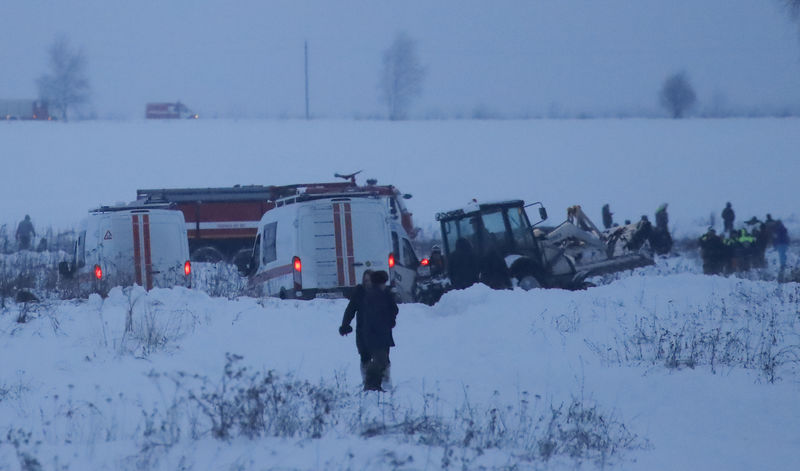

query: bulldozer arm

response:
[542,205,653,279]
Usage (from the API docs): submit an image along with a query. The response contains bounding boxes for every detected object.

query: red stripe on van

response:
[143,214,153,290]
[132,215,143,286]
[187,228,254,239]
[344,203,356,286]
[332,203,345,286]
[251,263,294,285]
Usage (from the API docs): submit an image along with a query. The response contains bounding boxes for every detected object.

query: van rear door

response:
[105,214,136,285]
[123,211,189,290]
[128,212,153,289]
[301,199,389,290]
[147,212,190,288]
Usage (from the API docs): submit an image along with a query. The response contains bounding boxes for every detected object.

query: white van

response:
[245,195,420,302]
[60,205,192,295]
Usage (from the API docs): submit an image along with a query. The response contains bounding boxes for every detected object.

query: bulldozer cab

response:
[437,201,543,263]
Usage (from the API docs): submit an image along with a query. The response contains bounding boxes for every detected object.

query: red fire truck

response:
[136,174,417,265]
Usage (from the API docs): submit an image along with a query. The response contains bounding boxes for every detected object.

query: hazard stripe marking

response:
[143,214,153,290]
[332,203,345,286]
[250,263,295,285]
[344,203,356,286]
[132,215,143,286]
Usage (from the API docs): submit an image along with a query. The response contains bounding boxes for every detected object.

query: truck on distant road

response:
[1,99,50,120]
[145,102,198,119]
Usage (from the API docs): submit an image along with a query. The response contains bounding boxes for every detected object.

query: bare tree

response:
[36,34,90,121]
[379,32,426,120]
[659,72,696,119]
[786,0,800,19]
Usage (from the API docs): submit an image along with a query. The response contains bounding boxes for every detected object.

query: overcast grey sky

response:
[2,0,799,119]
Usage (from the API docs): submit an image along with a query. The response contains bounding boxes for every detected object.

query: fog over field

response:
[1,119,798,237]
[2,1,800,119]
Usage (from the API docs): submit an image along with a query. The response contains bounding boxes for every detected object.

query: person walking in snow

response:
[360,270,398,391]
[340,270,374,386]
[340,270,398,391]
[722,202,735,233]
[15,215,35,251]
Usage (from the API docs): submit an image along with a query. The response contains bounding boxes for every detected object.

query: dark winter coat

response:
[359,287,399,352]
[699,231,726,274]
[428,252,446,277]
[480,249,511,290]
[601,205,613,230]
[448,238,480,289]
[625,219,652,251]
[722,207,735,230]
[16,219,34,240]
[773,223,790,246]
[655,207,669,232]
[341,284,369,356]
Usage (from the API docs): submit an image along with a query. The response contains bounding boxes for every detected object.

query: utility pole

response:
[304,40,310,120]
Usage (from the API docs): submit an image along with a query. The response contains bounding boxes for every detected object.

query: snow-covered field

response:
[0,249,798,470]
[0,118,798,470]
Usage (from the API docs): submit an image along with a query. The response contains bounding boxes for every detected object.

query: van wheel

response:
[192,246,225,263]
[232,249,253,272]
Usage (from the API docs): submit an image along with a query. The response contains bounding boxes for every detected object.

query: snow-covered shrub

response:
[182,353,344,440]
[588,283,800,383]
[191,262,246,299]
[0,251,68,305]
[116,287,200,357]
[351,387,644,468]
[137,400,182,470]
[535,398,642,465]
[0,428,43,471]
[144,353,645,466]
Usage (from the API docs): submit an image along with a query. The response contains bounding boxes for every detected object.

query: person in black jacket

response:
[360,270,398,391]
[722,203,735,233]
[448,238,480,289]
[601,204,613,230]
[699,228,726,275]
[16,215,35,251]
[480,246,511,290]
[339,270,373,385]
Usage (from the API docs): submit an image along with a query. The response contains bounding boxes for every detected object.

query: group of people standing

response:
[700,203,790,277]
[339,270,399,392]
[604,203,674,255]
